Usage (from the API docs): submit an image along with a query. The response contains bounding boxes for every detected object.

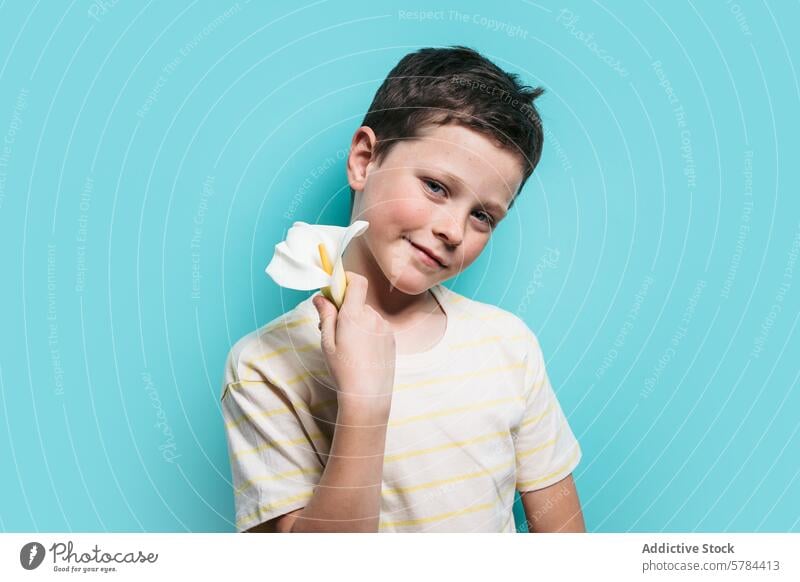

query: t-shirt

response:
[220,283,581,532]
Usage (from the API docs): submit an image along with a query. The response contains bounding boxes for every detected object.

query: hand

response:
[312,271,396,418]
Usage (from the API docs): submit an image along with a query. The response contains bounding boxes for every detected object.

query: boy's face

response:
[346,122,524,297]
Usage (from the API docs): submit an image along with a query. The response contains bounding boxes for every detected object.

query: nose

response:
[432,209,464,248]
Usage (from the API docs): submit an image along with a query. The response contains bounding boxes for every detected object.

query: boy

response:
[221,46,584,533]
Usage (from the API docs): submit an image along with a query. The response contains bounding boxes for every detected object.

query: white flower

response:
[265,220,369,308]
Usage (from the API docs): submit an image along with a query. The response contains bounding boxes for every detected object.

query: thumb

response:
[313,294,337,353]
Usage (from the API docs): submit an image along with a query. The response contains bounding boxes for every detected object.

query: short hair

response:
[351,45,545,211]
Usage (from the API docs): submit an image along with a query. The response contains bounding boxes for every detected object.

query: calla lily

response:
[265,220,369,308]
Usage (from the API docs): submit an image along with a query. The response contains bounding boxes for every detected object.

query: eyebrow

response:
[436,170,510,218]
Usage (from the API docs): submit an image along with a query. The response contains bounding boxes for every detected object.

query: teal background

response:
[0,0,798,532]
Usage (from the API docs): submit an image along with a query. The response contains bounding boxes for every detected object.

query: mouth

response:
[404,237,447,269]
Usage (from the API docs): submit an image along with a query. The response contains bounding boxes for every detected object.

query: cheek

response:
[366,191,429,232]
[391,197,430,225]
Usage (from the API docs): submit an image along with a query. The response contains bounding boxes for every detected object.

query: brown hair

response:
[352,45,545,211]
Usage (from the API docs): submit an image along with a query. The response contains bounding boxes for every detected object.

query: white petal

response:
[328,221,368,307]
[265,241,330,290]
[264,220,369,295]
[284,222,339,266]
[336,220,369,257]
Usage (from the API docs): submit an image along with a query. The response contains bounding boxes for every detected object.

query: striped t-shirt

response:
[221,283,581,532]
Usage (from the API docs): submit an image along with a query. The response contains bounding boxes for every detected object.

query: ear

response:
[346,126,378,192]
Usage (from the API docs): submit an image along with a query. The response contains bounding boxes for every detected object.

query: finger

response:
[313,294,337,352]
[341,271,367,310]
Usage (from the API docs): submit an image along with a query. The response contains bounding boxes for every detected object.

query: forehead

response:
[386,123,524,204]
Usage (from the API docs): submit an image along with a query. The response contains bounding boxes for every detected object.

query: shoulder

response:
[438,285,540,360]
[222,294,319,389]
[441,285,534,339]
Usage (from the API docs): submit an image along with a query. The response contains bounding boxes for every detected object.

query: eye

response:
[473,210,495,227]
[423,179,446,196]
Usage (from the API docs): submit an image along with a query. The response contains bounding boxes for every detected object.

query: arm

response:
[252,404,389,533]
[246,508,303,533]
[247,276,394,533]
[283,277,393,533]
[520,473,586,532]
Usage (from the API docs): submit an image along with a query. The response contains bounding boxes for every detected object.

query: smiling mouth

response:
[404,237,446,268]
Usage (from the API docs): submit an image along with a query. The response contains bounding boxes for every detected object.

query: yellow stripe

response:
[252,328,530,362]
[233,368,330,386]
[383,429,509,463]
[285,369,329,385]
[224,399,336,430]
[236,490,314,529]
[388,395,524,428]
[235,466,322,495]
[516,423,565,460]
[516,438,556,459]
[224,403,295,430]
[250,342,318,362]
[379,479,517,529]
[224,388,337,429]
[261,316,314,334]
[379,501,495,528]
[523,376,547,401]
[394,362,525,392]
[518,402,554,429]
[232,432,325,460]
[225,379,336,406]
[382,460,514,496]
[516,446,580,490]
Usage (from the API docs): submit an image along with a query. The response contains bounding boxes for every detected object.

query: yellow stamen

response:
[318,243,336,304]
[318,243,333,275]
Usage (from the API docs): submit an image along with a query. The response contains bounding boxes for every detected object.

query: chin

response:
[380,263,438,295]
[373,239,440,295]
[387,274,435,295]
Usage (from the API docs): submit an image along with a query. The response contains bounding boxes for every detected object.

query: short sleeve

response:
[221,373,323,532]
[514,331,581,492]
